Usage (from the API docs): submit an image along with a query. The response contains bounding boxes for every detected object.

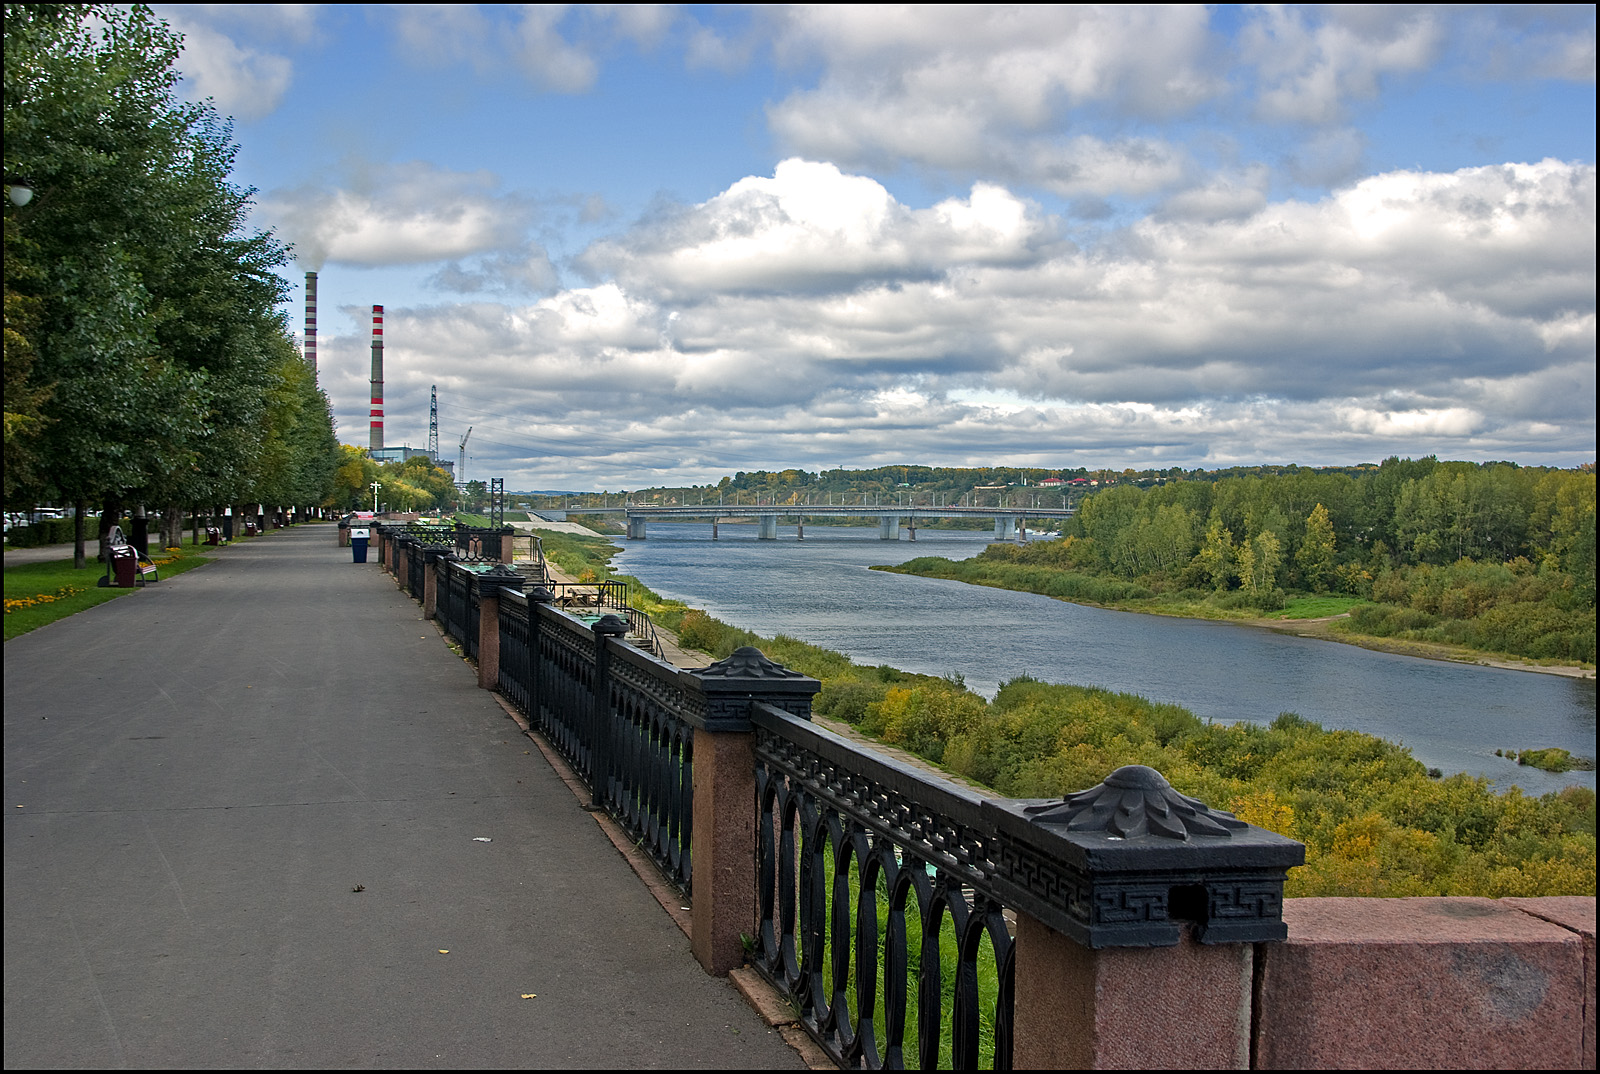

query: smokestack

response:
[303,271,317,377]
[369,304,384,451]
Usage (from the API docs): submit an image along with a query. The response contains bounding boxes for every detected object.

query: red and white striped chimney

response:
[369,304,384,451]
[303,271,317,376]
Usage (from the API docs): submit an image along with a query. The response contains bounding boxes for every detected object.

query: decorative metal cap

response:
[594,613,629,637]
[683,646,821,732]
[981,765,1305,949]
[528,586,555,603]
[471,561,524,596]
[697,645,813,681]
[1023,765,1248,842]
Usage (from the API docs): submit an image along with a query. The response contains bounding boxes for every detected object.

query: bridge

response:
[544,502,1076,541]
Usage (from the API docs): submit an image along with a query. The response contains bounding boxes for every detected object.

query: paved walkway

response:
[3,525,807,1069]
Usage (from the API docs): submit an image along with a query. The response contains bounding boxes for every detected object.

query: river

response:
[608,522,1596,796]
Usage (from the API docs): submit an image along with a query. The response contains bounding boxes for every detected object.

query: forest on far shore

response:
[888,456,1595,666]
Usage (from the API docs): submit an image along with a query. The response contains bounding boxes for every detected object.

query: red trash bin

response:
[110,546,138,587]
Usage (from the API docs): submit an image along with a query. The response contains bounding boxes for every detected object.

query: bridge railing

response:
[394,566,1595,1071]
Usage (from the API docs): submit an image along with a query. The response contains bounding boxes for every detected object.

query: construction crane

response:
[457,427,472,486]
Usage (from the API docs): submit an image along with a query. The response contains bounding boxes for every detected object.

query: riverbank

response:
[873,560,1596,681]
[1247,613,1596,680]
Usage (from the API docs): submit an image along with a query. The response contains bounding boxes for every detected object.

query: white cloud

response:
[257,161,540,269]
[516,6,598,92]
[581,159,1055,298]
[1241,6,1443,124]
[164,12,294,120]
[346,157,1592,487]
[392,5,496,72]
[762,5,1217,195]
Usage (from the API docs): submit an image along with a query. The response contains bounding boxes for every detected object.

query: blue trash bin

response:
[350,527,370,563]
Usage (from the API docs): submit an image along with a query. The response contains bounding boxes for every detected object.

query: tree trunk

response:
[73,499,87,570]
[98,496,123,563]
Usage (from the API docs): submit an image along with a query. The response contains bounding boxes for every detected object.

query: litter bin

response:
[350,526,370,563]
[110,545,138,587]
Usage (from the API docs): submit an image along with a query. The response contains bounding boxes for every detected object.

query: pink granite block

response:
[1255,897,1584,1069]
[690,728,756,976]
[1013,916,1252,1069]
[1505,896,1596,1070]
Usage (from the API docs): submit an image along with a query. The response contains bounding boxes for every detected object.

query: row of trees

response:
[4,5,337,564]
[325,448,461,514]
[899,457,1594,663]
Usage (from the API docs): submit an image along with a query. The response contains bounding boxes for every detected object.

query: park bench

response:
[102,527,159,588]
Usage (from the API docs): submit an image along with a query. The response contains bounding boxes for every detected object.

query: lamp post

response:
[371,481,382,514]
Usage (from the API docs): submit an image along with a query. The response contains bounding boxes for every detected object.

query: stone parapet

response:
[1254,897,1588,1070]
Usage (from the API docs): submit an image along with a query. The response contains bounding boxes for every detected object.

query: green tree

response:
[1297,503,1337,592]
[4,4,291,564]
[327,445,378,512]
[1194,514,1235,591]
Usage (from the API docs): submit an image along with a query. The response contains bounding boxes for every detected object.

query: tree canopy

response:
[3,4,336,546]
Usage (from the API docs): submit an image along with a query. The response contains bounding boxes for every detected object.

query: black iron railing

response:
[425,562,1302,1072]
[751,702,1014,1070]
[435,559,480,659]
[494,592,693,891]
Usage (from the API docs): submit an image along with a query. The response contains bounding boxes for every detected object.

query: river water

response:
[611,522,1596,796]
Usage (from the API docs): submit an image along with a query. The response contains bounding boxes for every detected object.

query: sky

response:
[157,4,1596,491]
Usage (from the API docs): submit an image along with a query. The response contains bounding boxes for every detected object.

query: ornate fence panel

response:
[464,576,481,660]
[498,590,532,715]
[529,602,601,785]
[438,560,476,652]
[750,702,1016,1071]
[602,643,694,892]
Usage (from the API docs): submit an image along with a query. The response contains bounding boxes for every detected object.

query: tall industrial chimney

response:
[369,304,384,451]
[303,271,317,377]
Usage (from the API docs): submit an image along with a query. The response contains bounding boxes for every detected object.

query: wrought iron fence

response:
[435,559,480,659]
[494,592,694,892]
[453,523,508,560]
[750,702,1015,1070]
[389,536,1311,1072]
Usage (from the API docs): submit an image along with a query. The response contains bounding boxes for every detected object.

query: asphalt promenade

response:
[3,524,807,1069]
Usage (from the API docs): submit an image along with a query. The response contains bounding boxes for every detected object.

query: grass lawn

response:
[1268,595,1367,620]
[4,545,215,641]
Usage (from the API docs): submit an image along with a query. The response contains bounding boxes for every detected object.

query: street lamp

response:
[7,182,34,207]
[370,481,382,514]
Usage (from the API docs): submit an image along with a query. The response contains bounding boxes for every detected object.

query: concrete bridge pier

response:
[758,515,778,540]
[796,520,804,540]
[711,519,718,540]
[1018,518,1028,543]
[879,516,900,540]
[627,515,647,540]
[995,516,1018,541]
[907,520,916,541]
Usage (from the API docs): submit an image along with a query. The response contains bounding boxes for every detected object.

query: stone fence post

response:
[682,647,821,976]
[422,548,450,619]
[394,537,410,592]
[474,564,524,691]
[981,765,1304,1068]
